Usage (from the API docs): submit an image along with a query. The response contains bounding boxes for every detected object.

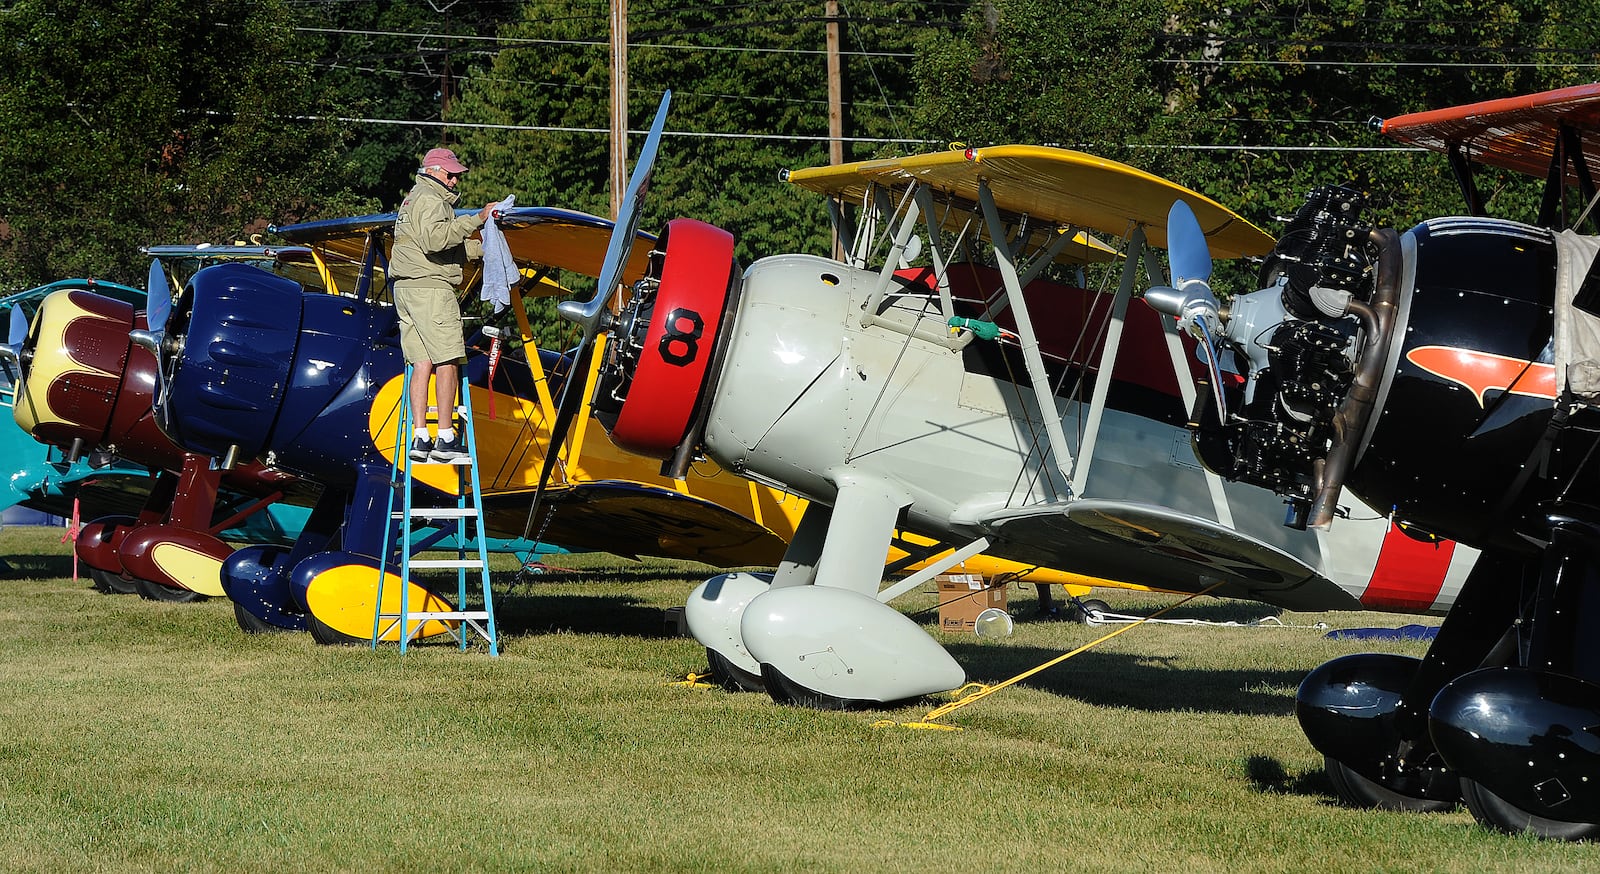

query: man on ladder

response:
[390,146,495,462]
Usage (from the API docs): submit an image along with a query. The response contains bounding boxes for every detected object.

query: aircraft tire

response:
[1324,755,1457,813]
[759,663,922,712]
[706,647,765,693]
[761,663,857,710]
[134,576,206,603]
[234,601,285,634]
[89,567,138,595]
[307,611,366,646]
[1460,777,1600,841]
[1071,598,1110,624]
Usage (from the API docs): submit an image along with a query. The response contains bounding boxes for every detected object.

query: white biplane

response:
[549,95,1480,709]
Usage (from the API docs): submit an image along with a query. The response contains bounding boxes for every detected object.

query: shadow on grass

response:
[500,565,712,589]
[0,552,79,581]
[944,642,1303,716]
[1244,754,1338,800]
[490,590,670,637]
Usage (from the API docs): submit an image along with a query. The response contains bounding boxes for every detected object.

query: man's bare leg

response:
[435,361,460,436]
[410,359,436,436]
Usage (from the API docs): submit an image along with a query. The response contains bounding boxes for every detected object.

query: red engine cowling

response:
[592,218,740,459]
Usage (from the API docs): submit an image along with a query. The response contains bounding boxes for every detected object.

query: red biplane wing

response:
[1380,83,1600,185]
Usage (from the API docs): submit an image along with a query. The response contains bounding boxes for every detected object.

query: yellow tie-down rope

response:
[875,582,1226,732]
[666,671,717,690]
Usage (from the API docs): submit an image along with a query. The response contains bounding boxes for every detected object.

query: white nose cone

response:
[742,586,965,705]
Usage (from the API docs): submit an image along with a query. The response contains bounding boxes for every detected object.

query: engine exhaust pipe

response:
[1308,228,1402,528]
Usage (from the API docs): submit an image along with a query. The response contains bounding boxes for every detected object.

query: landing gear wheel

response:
[89,567,138,595]
[759,663,919,711]
[134,576,205,603]
[234,602,285,634]
[761,664,858,710]
[706,648,765,693]
[1071,598,1110,624]
[1324,756,1457,813]
[1459,777,1600,840]
[307,612,365,646]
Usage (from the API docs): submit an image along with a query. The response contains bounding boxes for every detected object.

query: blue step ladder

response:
[374,364,499,655]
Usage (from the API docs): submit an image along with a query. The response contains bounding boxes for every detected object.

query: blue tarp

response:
[1325,624,1439,641]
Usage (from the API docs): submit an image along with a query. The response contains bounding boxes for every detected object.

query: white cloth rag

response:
[480,194,517,313]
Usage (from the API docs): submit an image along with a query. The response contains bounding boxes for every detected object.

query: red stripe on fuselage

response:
[1406,345,1556,407]
[1360,521,1455,612]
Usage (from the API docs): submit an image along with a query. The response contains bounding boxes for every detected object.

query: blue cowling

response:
[161,263,303,458]
[261,294,399,485]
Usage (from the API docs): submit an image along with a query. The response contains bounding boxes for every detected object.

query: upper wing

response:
[1380,83,1600,185]
[482,480,787,568]
[977,498,1363,612]
[272,206,659,288]
[786,145,1275,259]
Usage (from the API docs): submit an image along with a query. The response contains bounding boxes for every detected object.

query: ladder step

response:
[408,558,488,569]
[381,363,497,655]
[395,507,479,519]
[378,610,490,622]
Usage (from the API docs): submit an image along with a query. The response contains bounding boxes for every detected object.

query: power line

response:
[1158,58,1600,68]
[274,110,1437,152]
[290,25,917,57]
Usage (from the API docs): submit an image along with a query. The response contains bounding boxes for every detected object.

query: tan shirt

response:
[389,175,485,288]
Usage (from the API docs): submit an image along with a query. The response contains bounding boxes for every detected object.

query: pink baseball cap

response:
[422,147,468,174]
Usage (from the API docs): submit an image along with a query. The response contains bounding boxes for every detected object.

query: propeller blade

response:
[555,90,672,342]
[1167,200,1213,291]
[527,90,673,541]
[0,305,21,383]
[8,303,26,346]
[146,258,173,334]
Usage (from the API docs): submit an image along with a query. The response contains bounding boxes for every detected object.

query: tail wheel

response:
[1071,598,1110,623]
[595,218,738,459]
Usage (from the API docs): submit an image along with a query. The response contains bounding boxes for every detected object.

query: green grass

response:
[1,526,1597,872]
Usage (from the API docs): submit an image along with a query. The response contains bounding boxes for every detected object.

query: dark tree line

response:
[3,0,1597,294]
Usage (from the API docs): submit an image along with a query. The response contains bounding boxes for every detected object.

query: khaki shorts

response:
[393,283,465,364]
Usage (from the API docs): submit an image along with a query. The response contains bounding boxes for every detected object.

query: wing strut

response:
[1070,226,1144,496]
[857,186,965,350]
[977,180,1076,487]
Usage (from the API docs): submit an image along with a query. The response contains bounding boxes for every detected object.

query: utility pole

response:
[826,0,844,260]
[825,0,843,169]
[610,0,629,221]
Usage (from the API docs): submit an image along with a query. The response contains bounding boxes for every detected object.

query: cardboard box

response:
[936,574,1007,633]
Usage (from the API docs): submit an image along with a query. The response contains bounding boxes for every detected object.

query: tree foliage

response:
[1151,1,1600,231]
[3,0,1600,304]
[446,0,959,349]
[0,0,363,288]
[910,0,1165,160]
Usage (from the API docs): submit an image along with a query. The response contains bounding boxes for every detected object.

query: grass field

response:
[2,526,1598,872]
